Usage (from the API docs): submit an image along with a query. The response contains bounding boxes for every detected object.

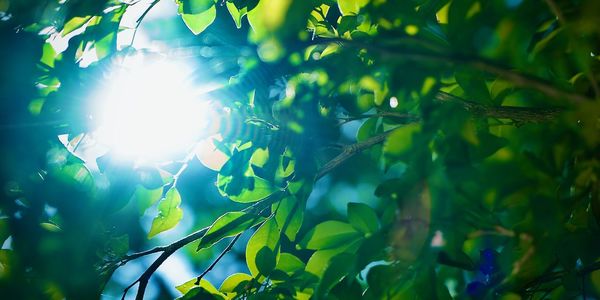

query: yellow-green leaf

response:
[181,5,216,35]
[148,188,183,238]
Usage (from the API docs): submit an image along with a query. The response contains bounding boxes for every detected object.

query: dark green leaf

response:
[347,202,379,235]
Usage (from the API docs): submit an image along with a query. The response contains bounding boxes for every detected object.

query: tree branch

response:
[120,192,283,300]
[194,233,242,285]
[327,38,592,104]
[129,0,161,47]
[120,226,209,300]
[434,91,562,123]
[544,0,566,25]
[316,130,394,179]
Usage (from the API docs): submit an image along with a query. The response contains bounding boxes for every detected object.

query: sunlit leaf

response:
[148,188,184,238]
[298,221,361,250]
[274,195,305,241]
[176,278,226,299]
[219,273,253,293]
[276,252,305,274]
[305,238,363,277]
[338,0,369,16]
[61,16,92,36]
[246,217,280,277]
[181,5,216,35]
[198,211,264,250]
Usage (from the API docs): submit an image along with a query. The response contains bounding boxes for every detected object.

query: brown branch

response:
[120,227,209,300]
[544,0,566,25]
[327,38,592,104]
[319,91,563,179]
[316,130,394,179]
[434,91,562,123]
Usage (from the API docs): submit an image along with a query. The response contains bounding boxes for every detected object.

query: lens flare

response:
[93,54,213,161]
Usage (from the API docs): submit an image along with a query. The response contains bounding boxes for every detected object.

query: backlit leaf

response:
[148,188,183,238]
[198,211,264,250]
[298,221,361,250]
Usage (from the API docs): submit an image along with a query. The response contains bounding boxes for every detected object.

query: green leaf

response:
[298,221,361,250]
[61,16,92,36]
[106,234,129,258]
[455,71,491,104]
[347,202,379,235]
[357,117,381,142]
[0,217,9,245]
[198,211,264,250]
[219,273,253,293]
[383,123,422,160]
[136,166,164,189]
[305,238,363,277]
[338,0,369,16]
[274,195,305,241]
[316,253,356,297]
[132,185,163,215]
[56,163,95,192]
[176,278,220,295]
[176,278,226,300]
[181,5,216,35]
[246,217,280,277]
[148,188,184,238]
[255,247,277,276]
[40,222,61,232]
[276,253,305,274]
[220,176,276,203]
[226,2,246,29]
[178,0,215,14]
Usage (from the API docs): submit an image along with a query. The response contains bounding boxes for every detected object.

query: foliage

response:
[1,0,600,299]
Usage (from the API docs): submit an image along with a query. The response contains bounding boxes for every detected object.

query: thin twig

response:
[194,234,242,285]
[129,0,161,47]
[121,191,284,300]
[316,130,394,179]
[543,0,566,25]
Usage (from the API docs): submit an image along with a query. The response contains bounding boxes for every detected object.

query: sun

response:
[92,53,215,161]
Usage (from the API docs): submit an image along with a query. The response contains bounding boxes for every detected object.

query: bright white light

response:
[389,96,399,108]
[93,54,213,161]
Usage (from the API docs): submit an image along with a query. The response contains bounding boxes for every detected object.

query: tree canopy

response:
[0,0,599,299]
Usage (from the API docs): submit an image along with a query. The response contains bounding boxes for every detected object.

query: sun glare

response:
[93,54,213,161]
